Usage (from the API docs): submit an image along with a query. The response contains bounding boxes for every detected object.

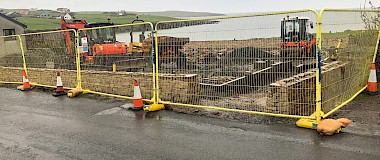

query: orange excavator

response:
[60,17,127,65]
[60,17,189,70]
[280,16,316,57]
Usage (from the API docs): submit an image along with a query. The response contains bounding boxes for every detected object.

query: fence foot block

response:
[296,111,324,129]
[17,85,33,91]
[144,104,165,112]
[296,119,318,129]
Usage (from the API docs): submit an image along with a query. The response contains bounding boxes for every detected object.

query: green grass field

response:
[16,12,178,31]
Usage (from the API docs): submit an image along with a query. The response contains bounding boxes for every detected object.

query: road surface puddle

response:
[95,107,162,120]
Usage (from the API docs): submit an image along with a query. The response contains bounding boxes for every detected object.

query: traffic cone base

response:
[367,90,378,95]
[53,90,66,97]
[120,103,146,110]
[18,85,31,91]
[130,104,146,111]
[21,88,31,91]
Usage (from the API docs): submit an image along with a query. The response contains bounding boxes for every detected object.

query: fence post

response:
[17,35,28,75]
[154,23,160,104]
[74,30,82,90]
[372,30,380,64]
[151,28,157,104]
[315,10,324,123]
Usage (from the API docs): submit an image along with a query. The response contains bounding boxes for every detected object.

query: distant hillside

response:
[15,12,177,31]
[138,11,225,17]
[2,8,224,31]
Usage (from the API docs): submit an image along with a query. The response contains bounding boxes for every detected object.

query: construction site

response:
[0,10,378,126]
[3,0,380,157]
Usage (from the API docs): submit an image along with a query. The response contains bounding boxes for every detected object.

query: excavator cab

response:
[84,22,116,44]
[129,17,147,53]
[281,16,313,42]
[80,20,126,64]
[280,16,316,57]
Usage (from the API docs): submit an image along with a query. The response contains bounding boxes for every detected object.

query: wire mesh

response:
[156,10,318,117]
[0,35,24,83]
[77,22,155,100]
[20,30,78,88]
[320,10,379,114]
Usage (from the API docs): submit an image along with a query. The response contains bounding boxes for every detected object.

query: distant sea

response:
[117,11,366,43]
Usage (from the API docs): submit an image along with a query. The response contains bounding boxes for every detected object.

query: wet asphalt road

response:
[0,87,379,160]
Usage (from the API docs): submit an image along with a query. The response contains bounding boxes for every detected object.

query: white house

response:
[63,13,75,20]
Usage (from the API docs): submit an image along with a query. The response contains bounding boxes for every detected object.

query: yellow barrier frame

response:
[318,9,380,119]
[0,35,26,84]
[15,30,78,89]
[1,8,379,121]
[76,22,156,103]
[155,9,319,119]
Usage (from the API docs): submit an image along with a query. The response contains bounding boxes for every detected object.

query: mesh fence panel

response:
[320,10,379,114]
[78,22,155,100]
[20,30,78,88]
[0,35,24,83]
[156,10,318,117]
[2,9,376,119]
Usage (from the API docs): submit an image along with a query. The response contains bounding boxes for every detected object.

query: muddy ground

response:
[332,92,380,125]
[168,94,380,126]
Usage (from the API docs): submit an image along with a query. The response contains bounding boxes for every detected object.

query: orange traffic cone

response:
[367,63,378,95]
[20,69,31,91]
[132,80,144,110]
[53,72,66,97]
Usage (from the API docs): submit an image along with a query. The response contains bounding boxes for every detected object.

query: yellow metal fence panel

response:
[77,22,155,101]
[319,10,379,117]
[155,10,319,118]
[2,9,376,120]
[0,35,25,84]
[19,30,78,88]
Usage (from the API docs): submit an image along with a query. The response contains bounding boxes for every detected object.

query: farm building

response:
[0,12,27,66]
[0,12,27,36]
[38,12,52,18]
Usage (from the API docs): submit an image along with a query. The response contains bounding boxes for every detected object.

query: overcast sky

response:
[1,0,377,13]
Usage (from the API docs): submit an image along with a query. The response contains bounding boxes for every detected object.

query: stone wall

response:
[0,67,21,82]
[267,61,353,116]
[0,67,200,103]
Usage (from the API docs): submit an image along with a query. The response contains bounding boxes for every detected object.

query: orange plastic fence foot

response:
[67,89,83,97]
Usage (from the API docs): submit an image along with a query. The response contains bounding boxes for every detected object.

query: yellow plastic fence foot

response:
[296,119,318,129]
[67,89,83,98]
[17,85,33,91]
[17,85,24,90]
[144,104,165,112]
[296,111,325,129]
